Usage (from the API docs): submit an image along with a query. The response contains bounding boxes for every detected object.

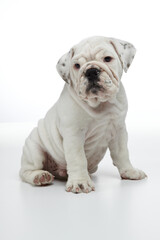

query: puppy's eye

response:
[104,56,112,62]
[74,63,80,69]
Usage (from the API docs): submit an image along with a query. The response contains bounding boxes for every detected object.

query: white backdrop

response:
[0,0,160,132]
[1,2,160,240]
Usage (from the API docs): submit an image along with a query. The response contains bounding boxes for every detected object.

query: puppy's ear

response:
[109,38,136,73]
[56,48,74,84]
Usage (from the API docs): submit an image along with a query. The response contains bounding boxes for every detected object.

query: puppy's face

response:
[57,37,136,107]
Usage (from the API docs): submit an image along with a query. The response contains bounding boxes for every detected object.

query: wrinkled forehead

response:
[73,37,116,61]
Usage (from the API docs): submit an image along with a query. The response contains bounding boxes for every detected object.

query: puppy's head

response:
[57,36,136,107]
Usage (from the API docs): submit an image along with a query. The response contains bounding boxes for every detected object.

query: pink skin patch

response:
[33,176,39,185]
[43,157,68,179]
[59,169,67,177]
[66,187,72,192]
[33,172,54,186]
[85,188,89,193]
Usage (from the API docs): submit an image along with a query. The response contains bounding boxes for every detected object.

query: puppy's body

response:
[20,36,146,193]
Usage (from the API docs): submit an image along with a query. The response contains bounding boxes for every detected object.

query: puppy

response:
[20,36,147,193]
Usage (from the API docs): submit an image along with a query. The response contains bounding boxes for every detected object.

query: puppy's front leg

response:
[109,125,147,180]
[63,131,95,193]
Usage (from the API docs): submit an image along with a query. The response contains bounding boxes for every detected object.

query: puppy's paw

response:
[66,176,95,194]
[121,168,147,180]
[33,171,54,186]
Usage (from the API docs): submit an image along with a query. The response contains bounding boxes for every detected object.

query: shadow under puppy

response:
[20,36,147,193]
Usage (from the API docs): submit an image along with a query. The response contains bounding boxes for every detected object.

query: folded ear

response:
[109,38,136,73]
[56,48,74,84]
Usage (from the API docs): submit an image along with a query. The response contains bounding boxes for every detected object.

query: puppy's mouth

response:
[77,61,119,102]
[86,83,104,95]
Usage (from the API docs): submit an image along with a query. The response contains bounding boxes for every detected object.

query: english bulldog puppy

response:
[20,36,147,193]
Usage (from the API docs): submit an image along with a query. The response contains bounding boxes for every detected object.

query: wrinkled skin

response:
[57,36,135,107]
[71,41,120,106]
[20,36,147,194]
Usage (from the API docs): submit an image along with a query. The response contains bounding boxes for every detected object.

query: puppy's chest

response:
[85,118,116,155]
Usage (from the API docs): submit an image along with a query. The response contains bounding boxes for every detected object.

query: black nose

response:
[85,68,100,81]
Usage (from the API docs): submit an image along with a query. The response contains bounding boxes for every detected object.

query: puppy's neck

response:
[66,84,121,119]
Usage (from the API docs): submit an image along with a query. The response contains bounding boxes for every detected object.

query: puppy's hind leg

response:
[19,128,54,186]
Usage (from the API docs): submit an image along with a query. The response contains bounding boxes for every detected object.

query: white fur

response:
[20,36,146,193]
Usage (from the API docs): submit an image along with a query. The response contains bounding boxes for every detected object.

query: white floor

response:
[0,123,160,240]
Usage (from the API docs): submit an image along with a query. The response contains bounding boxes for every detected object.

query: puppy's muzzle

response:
[85,68,101,82]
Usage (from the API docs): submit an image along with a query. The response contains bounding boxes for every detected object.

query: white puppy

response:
[20,36,147,193]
